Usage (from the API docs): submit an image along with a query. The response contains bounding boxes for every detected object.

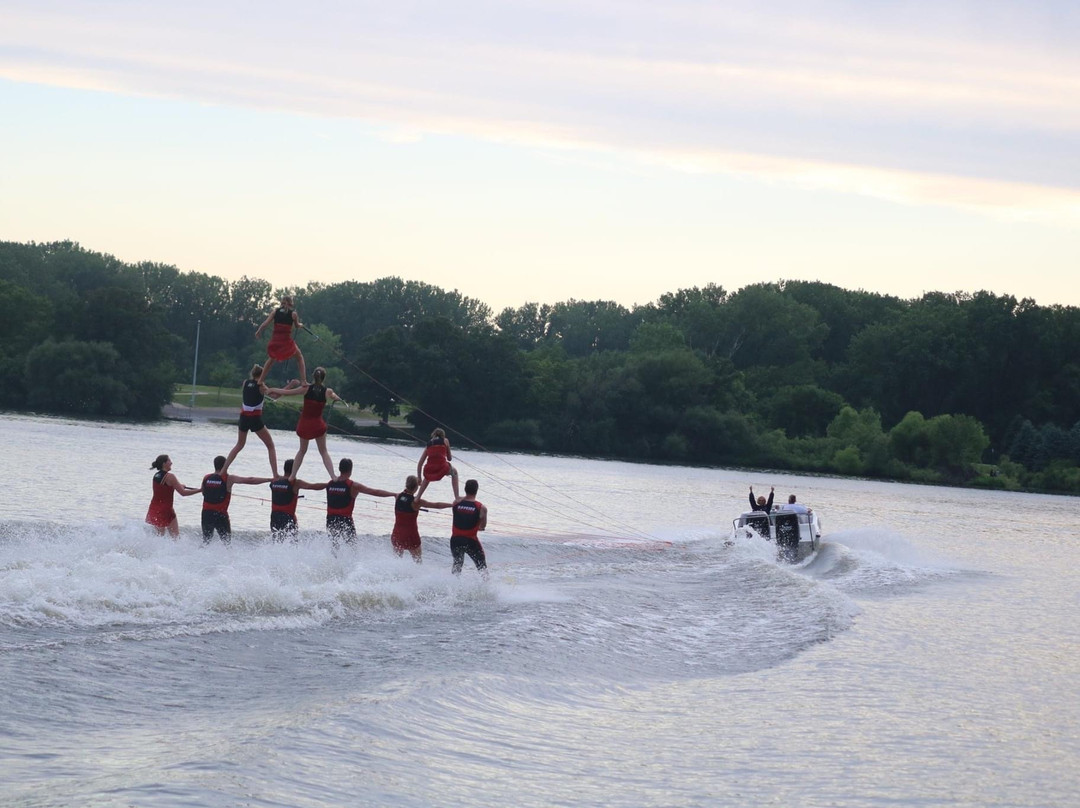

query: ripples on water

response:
[1,415,1077,807]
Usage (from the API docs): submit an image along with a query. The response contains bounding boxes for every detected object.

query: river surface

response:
[0,413,1077,807]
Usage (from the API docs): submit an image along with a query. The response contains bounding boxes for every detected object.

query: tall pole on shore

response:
[190,319,201,410]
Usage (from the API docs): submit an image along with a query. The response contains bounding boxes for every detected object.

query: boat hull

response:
[732,508,821,563]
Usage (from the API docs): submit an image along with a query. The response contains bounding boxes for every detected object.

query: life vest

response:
[395,491,416,514]
[270,477,298,515]
[202,472,230,512]
[394,492,418,526]
[451,499,483,540]
[326,478,355,516]
[150,470,173,507]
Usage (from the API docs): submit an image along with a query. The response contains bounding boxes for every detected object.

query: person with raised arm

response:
[416,427,460,500]
[268,459,328,540]
[391,474,454,562]
[324,458,396,544]
[145,454,200,537]
[199,455,272,544]
[749,485,774,513]
[255,294,307,385]
[221,364,278,477]
[266,367,343,480]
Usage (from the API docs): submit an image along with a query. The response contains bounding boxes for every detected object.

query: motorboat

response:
[732,507,822,563]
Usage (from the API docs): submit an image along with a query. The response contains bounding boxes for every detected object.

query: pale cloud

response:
[1,1,1079,221]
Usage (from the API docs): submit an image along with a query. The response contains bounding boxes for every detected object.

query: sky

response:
[1,0,1079,312]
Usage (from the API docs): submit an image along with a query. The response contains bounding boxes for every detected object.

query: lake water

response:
[0,412,1077,807]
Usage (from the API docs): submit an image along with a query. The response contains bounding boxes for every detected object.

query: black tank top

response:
[395,492,415,513]
[273,307,293,325]
[305,384,327,403]
[242,379,264,408]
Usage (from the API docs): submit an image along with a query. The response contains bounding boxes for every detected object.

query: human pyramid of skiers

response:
[144,296,490,577]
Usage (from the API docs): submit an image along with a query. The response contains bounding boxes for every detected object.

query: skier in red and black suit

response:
[266,367,344,480]
[450,479,488,578]
[268,459,327,540]
[325,458,395,544]
[200,455,271,544]
[221,365,278,477]
[391,474,453,562]
[416,428,460,500]
[146,454,200,537]
[254,295,307,386]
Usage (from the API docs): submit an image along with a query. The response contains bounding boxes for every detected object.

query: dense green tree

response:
[656,283,728,317]
[24,339,130,416]
[545,300,641,356]
[723,283,828,371]
[784,281,903,365]
[680,406,759,463]
[841,293,968,422]
[208,352,239,399]
[765,385,845,437]
[628,322,687,354]
[342,326,412,423]
[1006,420,1044,470]
[302,277,491,352]
[0,279,53,354]
[889,411,931,466]
[924,414,990,473]
[495,302,551,349]
[79,287,180,367]
[646,284,728,357]
[826,406,892,474]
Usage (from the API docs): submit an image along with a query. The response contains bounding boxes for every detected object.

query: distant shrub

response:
[831,446,862,476]
[660,432,689,460]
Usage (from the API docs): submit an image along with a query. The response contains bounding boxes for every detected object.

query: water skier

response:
[221,364,279,477]
[266,367,343,480]
[199,455,272,544]
[324,458,395,544]
[255,294,307,385]
[145,454,200,537]
[416,427,460,500]
[268,459,328,540]
[391,474,454,562]
[450,479,488,578]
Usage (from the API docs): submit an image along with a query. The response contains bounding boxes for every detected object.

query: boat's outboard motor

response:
[745,514,771,539]
[774,512,800,563]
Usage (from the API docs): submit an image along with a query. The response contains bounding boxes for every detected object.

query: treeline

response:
[3,240,1080,493]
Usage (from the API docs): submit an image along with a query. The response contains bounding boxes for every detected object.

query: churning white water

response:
[0,413,1077,807]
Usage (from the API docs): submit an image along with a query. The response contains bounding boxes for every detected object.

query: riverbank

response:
[163,402,394,433]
